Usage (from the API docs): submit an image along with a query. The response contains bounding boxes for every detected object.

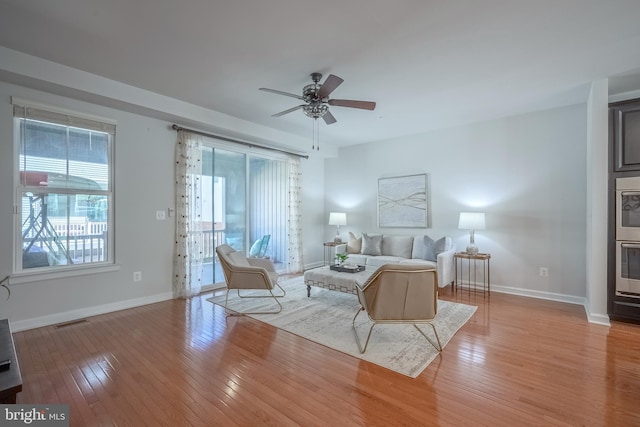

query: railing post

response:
[102,230,108,262]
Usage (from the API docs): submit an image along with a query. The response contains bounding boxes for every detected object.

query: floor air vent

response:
[55,319,88,328]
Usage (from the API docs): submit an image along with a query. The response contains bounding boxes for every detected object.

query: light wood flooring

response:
[11,281,640,426]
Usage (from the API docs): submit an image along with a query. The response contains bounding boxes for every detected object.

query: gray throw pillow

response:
[361,233,382,256]
[423,235,447,262]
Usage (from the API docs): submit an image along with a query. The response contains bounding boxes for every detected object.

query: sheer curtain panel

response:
[287,156,304,273]
[173,130,204,298]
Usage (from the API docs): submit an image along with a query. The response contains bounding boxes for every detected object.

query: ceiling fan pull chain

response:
[311,118,316,150]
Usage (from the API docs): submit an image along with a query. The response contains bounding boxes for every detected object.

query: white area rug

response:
[207,277,476,378]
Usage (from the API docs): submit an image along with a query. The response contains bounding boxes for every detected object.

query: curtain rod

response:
[171,124,309,159]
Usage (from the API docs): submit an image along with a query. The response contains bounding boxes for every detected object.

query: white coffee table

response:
[303,265,375,297]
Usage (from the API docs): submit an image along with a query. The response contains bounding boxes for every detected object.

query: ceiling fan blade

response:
[322,110,337,125]
[317,74,344,99]
[259,87,304,100]
[328,99,376,110]
[272,105,304,117]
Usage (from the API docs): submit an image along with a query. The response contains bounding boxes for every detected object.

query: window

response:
[13,101,115,272]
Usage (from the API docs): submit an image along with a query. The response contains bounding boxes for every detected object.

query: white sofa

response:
[335,233,455,288]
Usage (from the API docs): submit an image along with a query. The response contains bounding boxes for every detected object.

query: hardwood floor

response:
[11,282,640,426]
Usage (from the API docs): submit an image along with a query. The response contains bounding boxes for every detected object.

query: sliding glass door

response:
[200,144,289,286]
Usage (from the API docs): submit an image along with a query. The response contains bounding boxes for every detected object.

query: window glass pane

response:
[201,149,246,286]
[21,192,110,269]
[19,119,110,191]
[67,127,110,190]
[214,149,246,251]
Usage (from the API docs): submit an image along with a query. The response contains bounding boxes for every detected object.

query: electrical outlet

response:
[133,271,142,282]
[539,267,548,277]
[156,210,166,220]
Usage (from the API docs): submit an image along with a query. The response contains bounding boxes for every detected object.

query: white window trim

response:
[12,97,117,277]
[9,264,122,285]
[11,97,117,126]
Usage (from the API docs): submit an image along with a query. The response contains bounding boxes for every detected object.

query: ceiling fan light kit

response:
[259,72,376,150]
[303,103,329,119]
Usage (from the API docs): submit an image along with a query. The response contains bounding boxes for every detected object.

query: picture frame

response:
[377,173,430,228]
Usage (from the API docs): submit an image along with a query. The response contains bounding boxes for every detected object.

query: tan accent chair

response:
[352,264,442,353]
[216,244,285,315]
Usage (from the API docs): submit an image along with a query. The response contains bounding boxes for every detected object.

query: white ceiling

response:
[2,0,640,147]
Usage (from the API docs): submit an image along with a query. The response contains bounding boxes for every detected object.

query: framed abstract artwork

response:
[378,173,430,228]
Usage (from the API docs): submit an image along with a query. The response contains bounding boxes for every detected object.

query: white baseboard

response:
[10,292,174,332]
[584,305,612,326]
[491,284,611,326]
[491,284,585,305]
[10,281,612,332]
[304,261,324,270]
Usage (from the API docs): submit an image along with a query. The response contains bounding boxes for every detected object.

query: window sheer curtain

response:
[287,156,304,273]
[173,130,203,298]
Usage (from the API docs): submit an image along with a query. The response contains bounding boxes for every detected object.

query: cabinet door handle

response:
[620,191,640,197]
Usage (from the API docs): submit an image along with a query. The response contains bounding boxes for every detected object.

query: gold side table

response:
[454,252,491,295]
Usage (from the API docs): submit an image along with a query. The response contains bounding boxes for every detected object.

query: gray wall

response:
[325,104,588,300]
[0,81,325,330]
[0,75,596,327]
[0,82,176,328]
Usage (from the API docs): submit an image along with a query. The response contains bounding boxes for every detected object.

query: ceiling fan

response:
[259,72,376,125]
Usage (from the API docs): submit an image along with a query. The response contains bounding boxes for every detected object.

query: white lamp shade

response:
[458,212,485,230]
[328,212,347,226]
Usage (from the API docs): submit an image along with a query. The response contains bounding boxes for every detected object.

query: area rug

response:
[207,277,476,378]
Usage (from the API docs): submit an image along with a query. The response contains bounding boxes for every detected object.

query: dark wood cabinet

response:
[0,319,22,404]
[612,100,640,172]
[609,98,640,323]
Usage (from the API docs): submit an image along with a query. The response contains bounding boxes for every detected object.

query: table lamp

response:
[458,212,485,255]
[328,212,347,243]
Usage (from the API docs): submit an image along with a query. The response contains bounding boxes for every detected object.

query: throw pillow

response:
[423,235,447,262]
[249,238,262,257]
[361,233,382,256]
[347,232,362,254]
